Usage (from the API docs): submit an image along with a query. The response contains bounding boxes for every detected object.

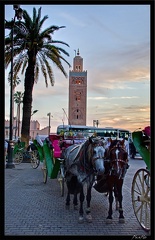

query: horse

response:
[93,139,129,223]
[64,136,106,223]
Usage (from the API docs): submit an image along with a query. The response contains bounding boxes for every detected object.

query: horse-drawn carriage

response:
[131,126,150,232]
[17,126,130,224]
[37,129,130,223]
[40,131,88,197]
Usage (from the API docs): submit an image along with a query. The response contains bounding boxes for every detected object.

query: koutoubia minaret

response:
[68,49,87,125]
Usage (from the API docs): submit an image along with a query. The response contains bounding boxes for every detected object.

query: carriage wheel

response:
[14,151,23,164]
[131,168,150,232]
[57,162,65,197]
[30,150,40,169]
[42,158,47,184]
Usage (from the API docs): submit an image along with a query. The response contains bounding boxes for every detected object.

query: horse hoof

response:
[85,214,93,223]
[74,205,78,210]
[106,218,112,224]
[65,205,70,210]
[78,216,84,223]
[119,218,125,223]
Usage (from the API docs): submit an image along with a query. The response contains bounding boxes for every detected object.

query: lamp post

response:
[30,110,38,140]
[47,112,53,136]
[14,117,17,139]
[6,5,23,169]
[93,120,99,128]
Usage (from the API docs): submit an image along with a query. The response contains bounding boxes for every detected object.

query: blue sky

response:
[5,4,150,133]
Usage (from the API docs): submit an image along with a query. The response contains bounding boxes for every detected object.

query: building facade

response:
[5,120,49,140]
[68,49,87,125]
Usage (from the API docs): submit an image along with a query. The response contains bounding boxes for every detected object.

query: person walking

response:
[5,140,8,162]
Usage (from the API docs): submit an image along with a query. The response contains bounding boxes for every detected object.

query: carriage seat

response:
[63,139,74,148]
[63,138,86,147]
[49,134,62,158]
[52,139,61,158]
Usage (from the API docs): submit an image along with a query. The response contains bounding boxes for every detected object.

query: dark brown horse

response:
[94,139,129,223]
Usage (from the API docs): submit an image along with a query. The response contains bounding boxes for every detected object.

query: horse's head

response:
[109,140,128,178]
[88,137,106,175]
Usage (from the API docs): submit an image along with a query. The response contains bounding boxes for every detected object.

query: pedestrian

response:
[5,140,8,161]
[124,137,129,156]
[104,137,112,159]
[36,133,44,147]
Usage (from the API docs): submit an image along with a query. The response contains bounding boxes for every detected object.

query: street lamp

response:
[6,5,23,169]
[47,112,53,135]
[31,110,38,117]
[93,120,99,128]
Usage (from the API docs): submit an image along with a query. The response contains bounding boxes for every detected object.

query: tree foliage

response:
[5,7,71,146]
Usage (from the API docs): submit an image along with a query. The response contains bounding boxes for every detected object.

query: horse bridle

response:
[109,146,128,165]
[92,145,105,168]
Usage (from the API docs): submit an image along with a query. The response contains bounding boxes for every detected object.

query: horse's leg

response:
[78,185,85,223]
[106,187,113,224]
[73,192,78,210]
[117,180,125,223]
[65,190,70,210]
[85,185,93,223]
[114,185,119,210]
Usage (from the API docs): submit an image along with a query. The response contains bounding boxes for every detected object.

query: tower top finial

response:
[77,48,80,55]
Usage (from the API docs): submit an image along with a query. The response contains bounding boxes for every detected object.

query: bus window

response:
[56,125,131,141]
[119,131,130,139]
[56,125,96,138]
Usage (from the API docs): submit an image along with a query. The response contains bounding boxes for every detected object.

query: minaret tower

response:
[68,49,87,125]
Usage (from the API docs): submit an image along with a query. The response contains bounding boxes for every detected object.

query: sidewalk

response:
[4,160,151,236]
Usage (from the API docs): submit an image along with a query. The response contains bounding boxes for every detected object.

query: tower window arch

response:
[72,109,83,120]
[75,80,82,84]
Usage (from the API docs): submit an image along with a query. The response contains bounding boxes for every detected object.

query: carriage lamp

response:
[6,5,23,169]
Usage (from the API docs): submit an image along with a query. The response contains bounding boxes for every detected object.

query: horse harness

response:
[108,146,129,178]
[66,139,105,182]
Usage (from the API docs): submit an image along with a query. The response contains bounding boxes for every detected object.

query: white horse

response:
[64,136,106,223]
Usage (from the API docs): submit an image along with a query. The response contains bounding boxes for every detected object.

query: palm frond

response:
[22,10,33,31]
[39,52,54,86]
[38,15,49,32]
[33,8,37,23]
[36,7,42,25]
[38,56,48,87]
[21,58,28,74]
[34,60,39,83]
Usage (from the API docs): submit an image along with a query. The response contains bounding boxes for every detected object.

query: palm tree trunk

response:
[21,58,35,147]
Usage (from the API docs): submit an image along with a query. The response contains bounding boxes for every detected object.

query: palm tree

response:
[14,91,24,138]
[5,7,71,146]
[8,74,21,120]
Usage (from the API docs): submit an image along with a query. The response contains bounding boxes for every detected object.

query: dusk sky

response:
[5,4,150,133]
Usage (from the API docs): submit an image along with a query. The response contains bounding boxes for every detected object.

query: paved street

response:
[5,158,151,236]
